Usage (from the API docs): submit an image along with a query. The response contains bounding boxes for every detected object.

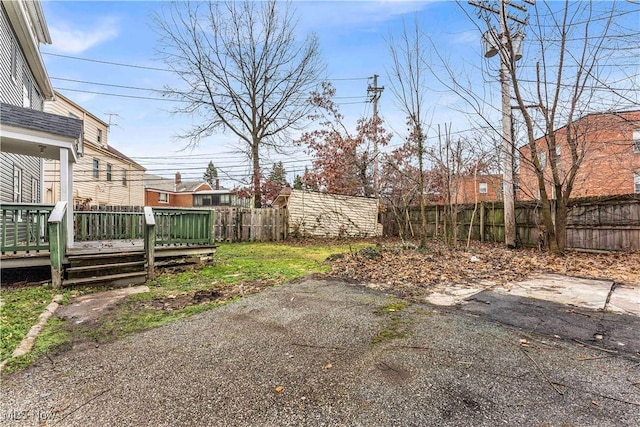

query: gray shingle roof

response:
[1,103,83,139]
[144,174,213,193]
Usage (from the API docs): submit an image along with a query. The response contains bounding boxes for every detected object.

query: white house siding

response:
[45,143,145,207]
[1,5,23,105]
[286,190,382,237]
[0,153,40,203]
[43,93,144,207]
[45,94,108,148]
[0,3,45,203]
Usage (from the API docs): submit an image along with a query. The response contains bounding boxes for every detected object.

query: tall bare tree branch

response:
[154,0,324,207]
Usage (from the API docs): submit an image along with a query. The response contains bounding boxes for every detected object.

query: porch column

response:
[59,148,74,247]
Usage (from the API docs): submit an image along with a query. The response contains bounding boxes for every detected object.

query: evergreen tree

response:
[203,161,218,185]
[293,175,303,190]
[268,162,288,186]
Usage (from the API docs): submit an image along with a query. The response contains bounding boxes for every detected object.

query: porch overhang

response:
[1,103,83,248]
[0,103,83,159]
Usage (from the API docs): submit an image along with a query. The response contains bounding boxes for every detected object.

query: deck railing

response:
[75,210,145,241]
[48,201,68,288]
[0,203,55,254]
[2,206,215,256]
[72,207,215,246]
[153,208,215,246]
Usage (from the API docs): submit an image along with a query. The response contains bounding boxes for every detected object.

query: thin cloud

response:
[296,1,432,33]
[49,17,119,54]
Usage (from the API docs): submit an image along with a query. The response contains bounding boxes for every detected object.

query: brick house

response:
[451,174,503,204]
[517,111,640,200]
[144,172,250,208]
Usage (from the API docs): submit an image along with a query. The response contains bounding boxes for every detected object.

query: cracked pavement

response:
[1,279,639,426]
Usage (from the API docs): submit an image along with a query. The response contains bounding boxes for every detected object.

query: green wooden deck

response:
[1,204,216,287]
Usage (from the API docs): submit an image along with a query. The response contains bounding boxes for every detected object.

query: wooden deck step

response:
[66,261,146,274]
[66,251,145,261]
[63,271,147,288]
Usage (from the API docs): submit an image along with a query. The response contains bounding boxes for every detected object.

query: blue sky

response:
[39,1,488,186]
[39,1,639,186]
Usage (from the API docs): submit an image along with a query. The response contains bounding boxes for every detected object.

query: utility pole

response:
[367,74,384,198]
[469,0,532,249]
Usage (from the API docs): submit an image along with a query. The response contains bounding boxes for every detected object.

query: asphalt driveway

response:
[1,279,639,426]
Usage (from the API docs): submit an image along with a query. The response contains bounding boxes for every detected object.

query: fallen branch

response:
[292,343,348,351]
[54,389,110,425]
[573,339,618,354]
[520,348,564,395]
[552,382,640,407]
[577,355,614,361]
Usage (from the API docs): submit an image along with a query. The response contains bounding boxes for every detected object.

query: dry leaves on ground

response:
[327,240,639,299]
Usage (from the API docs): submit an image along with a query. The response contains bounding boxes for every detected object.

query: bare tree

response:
[507,1,639,254]
[386,16,431,248]
[431,0,639,254]
[154,0,324,207]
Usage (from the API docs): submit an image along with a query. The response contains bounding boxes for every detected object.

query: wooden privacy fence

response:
[382,195,640,251]
[212,207,287,242]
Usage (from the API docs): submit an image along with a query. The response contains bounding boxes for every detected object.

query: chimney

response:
[215,178,219,190]
[175,172,181,184]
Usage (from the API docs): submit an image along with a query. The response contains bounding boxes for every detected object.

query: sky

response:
[38,1,639,187]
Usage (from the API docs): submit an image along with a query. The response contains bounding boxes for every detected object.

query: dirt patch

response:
[52,279,280,353]
[136,280,278,311]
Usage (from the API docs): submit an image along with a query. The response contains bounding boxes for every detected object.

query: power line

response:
[43,52,171,72]
[51,77,156,92]
[43,52,371,83]
[54,87,182,102]
[51,76,370,100]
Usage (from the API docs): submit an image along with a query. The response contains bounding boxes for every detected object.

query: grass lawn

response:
[0,240,371,373]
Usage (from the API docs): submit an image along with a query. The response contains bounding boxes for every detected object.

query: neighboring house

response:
[450,174,503,205]
[145,172,250,208]
[44,92,146,207]
[272,188,382,237]
[518,111,640,200]
[0,0,82,245]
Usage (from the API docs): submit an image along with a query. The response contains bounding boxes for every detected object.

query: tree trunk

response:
[553,199,568,255]
[252,141,262,208]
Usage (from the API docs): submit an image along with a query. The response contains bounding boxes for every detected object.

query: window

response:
[10,41,17,82]
[22,78,31,108]
[538,151,546,169]
[158,192,169,203]
[122,170,127,186]
[13,167,22,203]
[97,129,103,144]
[635,173,640,194]
[31,178,39,203]
[554,145,561,163]
[106,164,112,181]
[633,129,640,153]
[479,182,488,194]
[193,194,212,206]
[13,166,22,221]
[93,159,99,178]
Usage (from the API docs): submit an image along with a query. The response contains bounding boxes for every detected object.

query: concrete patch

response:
[424,284,484,306]
[57,286,149,325]
[493,273,613,311]
[607,284,640,316]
